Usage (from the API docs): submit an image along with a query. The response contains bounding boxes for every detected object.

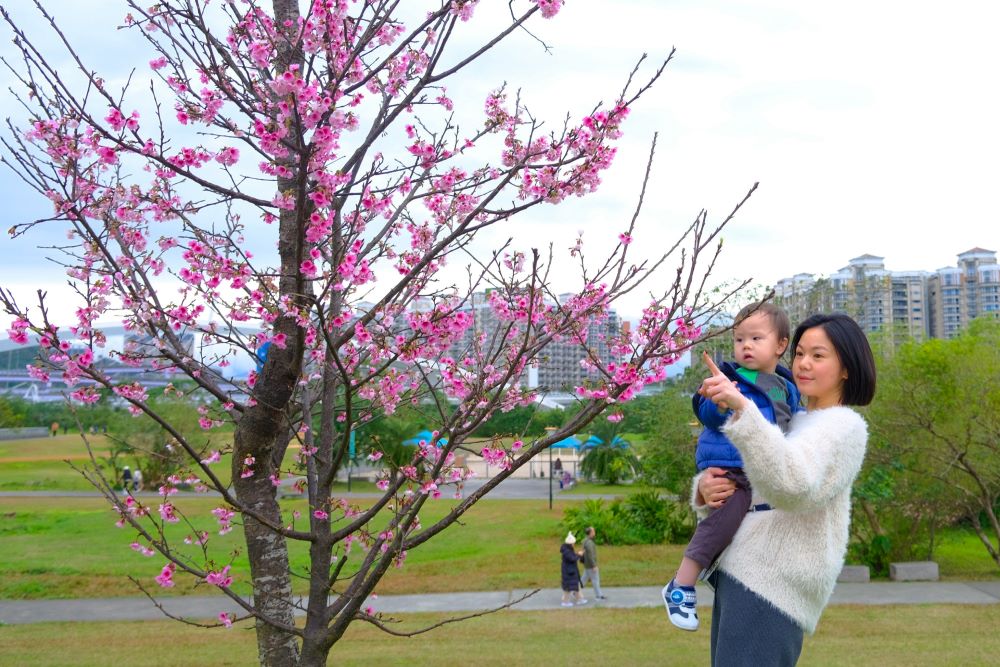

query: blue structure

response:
[550,435,582,449]
[402,430,448,446]
[254,341,272,373]
[581,434,629,449]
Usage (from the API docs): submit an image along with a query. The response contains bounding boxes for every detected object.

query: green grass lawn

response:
[0,434,378,492]
[0,433,111,460]
[1,605,998,666]
[0,495,683,599]
[2,493,997,602]
[0,459,107,492]
[0,435,115,491]
[934,525,1000,581]
[1,437,998,600]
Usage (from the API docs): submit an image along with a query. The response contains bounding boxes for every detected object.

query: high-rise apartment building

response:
[926,248,1000,338]
[441,290,622,392]
[775,247,997,339]
[534,294,622,391]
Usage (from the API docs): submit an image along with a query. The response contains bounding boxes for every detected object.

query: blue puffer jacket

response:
[692,362,803,471]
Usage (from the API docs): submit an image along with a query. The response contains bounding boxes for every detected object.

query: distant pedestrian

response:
[50,422,59,437]
[581,526,606,600]
[560,532,587,607]
[133,468,143,492]
[122,466,134,493]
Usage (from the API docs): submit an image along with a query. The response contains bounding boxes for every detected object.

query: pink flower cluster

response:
[130,541,156,557]
[212,506,235,535]
[205,565,233,587]
[155,563,175,588]
[480,444,512,471]
[6,319,30,345]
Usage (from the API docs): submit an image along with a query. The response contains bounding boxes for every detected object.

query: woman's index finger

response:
[702,351,724,377]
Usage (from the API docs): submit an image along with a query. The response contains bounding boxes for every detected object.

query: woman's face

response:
[792,325,847,410]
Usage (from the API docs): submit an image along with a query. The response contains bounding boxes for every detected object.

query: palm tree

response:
[580,418,639,485]
[580,440,641,485]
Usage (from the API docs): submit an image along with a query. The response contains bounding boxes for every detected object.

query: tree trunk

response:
[235,473,301,666]
[970,509,1000,568]
[233,2,310,664]
[860,499,886,538]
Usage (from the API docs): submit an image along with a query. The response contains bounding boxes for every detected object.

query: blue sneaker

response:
[662,578,699,631]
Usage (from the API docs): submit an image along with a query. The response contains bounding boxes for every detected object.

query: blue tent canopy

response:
[549,436,582,449]
[582,435,629,449]
[402,430,448,446]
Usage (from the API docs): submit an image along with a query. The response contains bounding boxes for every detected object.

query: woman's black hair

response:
[791,313,877,406]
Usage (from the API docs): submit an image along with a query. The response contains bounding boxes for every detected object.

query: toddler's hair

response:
[734,302,790,341]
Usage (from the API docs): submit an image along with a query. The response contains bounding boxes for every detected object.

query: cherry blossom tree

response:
[1,1,753,664]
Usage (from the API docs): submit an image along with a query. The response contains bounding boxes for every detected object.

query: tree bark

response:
[235,471,301,665]
[232,2,310,664]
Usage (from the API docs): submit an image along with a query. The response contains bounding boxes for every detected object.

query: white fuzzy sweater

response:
[692,404,868,634]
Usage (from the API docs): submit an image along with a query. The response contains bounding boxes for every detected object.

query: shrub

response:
[562,499,631,544]
[562,491,694,545]
[848,535,892,577]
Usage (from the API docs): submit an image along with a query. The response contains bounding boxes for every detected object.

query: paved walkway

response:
[0,478,624,501]
[2,581,998,625]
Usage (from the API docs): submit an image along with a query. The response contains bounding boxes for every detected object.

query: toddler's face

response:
[732,312,788,372]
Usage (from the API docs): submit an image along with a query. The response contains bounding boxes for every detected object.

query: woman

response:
[560,532,587,607]
[694,313,876,665]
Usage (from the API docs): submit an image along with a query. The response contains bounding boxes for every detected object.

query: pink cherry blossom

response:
[205,565,233,587]
[155,563,175,588]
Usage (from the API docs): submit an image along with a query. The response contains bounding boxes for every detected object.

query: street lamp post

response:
[544,427,557,510]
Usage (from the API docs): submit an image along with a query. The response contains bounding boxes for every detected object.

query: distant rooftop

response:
[958,247,996,257]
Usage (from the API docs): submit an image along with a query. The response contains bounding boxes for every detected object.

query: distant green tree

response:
[866,317,1000,570]
[0,394,121,434]
[529,407,565,435]
[617,394,660,435]
[636,383,697,496]
[354,413,420,475]
[0,396,29,427]
[470,402,565,438]
[106,396,205,487]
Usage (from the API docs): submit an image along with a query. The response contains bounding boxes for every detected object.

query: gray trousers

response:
[581,567,603,597]
[709,570,804,667]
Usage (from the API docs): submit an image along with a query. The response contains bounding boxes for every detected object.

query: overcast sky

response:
[1,0,997,329]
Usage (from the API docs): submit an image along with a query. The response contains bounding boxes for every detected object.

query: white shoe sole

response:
[661,583,699,631]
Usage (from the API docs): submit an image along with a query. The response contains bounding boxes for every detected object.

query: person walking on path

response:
[581,526,607,600]
[560,532,587,607]
[694,313,877,666]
